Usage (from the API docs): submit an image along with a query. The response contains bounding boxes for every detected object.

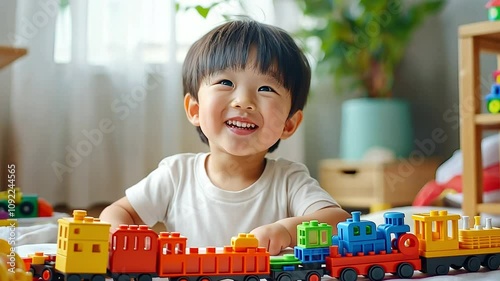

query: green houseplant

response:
[294,0,446,160]
[295,0,446,98]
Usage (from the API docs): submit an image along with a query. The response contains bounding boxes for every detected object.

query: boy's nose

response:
[231,91,255,111]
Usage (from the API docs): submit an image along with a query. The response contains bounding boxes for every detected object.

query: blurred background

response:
[0,0,495,210]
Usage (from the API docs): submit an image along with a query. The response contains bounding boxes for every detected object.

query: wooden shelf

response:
[459,21,500,223]
[477,203,500,214]
[0,46,27,69]
[475,113,500,129]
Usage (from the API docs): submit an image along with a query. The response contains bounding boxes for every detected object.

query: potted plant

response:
[295,0,446,160]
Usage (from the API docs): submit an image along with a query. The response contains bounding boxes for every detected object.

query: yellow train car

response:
[47,210,110,280]
[413,210,500,275]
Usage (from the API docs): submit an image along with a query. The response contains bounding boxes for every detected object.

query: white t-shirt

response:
[126,153,338,247]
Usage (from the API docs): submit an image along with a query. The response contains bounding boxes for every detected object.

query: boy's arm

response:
[99,196,146,230]
[251,206,351,255]
[276,206,351,246]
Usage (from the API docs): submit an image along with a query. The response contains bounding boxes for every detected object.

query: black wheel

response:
[137,274,152,281]
[465,256,481,272]
[91,275,106,281]
[339,268,358,281]
[484,254,500,270]
[396,263,414,279]
[306,271,321,281]
[67,274,80,281]
[197,276,212,281]
[0,202,8,212]
[117,274,130,281]
[19,201,34,216]
[435,265,449,275]
[276,273,292,281]
[367,265,385,281]
[244,275,260,281]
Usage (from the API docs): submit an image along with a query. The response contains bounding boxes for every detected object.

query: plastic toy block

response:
[297,220,332,249]
[55,210,110,274]
[29,252,48,265]
[0,218,17,227]
[487,0,500,20]
[294,246,330,263]
[109,224,158,275]
[486,84,500,113]
[412,210,461,254]
[270,254,301,270]
[231,233,259,252]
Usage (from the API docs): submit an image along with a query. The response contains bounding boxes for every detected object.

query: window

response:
[366,225,372,235]
[74,243,82,252]
[92,244,101,253]
[353,226,360,236]
[53,0,274,65]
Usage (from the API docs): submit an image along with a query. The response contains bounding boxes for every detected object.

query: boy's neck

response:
[205,152,267,191]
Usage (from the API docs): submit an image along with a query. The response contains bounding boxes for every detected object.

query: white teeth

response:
[226,120,256,129]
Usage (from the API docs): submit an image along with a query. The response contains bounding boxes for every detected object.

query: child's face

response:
[185,60,302,157]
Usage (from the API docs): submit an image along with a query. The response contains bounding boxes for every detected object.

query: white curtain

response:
[8,0,303,209]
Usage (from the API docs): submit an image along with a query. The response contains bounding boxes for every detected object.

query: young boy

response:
[100,19,350,255]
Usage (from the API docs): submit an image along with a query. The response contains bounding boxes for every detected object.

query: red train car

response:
[109,225,159,280]
[156,233,270,281]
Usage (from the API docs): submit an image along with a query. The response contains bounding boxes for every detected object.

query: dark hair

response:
[182,19,311,153]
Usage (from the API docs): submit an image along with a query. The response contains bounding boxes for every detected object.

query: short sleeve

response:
[283,161,339,216]
[126,161,175,226]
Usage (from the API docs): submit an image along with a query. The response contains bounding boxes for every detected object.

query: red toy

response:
[413,163,500,206]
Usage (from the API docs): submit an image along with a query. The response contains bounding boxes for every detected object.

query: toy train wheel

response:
[275,272,292,281]
[483,254,500,270]
[367,265,385,281]
[197,276,212,281]
[91,275,106,281]
[396,263,414,279]
[137,274,152,281]
[339,268,357,281]
[19,201,34,216]
[116,274,130,281]
[435,265,449,275]
[465,256,481,272]
[67,274,80,281]
[41,267,54,281]
[488,99,500,113]
[244,275,259,281]
[306,271,321,281]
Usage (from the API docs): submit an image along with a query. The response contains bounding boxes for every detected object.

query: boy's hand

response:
[250,222,292,255]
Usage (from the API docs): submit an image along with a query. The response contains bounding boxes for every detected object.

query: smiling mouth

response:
[225,120,258,130]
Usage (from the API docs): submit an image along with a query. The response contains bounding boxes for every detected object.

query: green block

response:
[296,220,333,249]
[489,8,500,21]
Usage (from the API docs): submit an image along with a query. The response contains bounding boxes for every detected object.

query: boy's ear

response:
[281,110,303,140]
[184,93,200,126]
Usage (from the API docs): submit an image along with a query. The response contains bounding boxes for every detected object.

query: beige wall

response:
[304,0,492,177]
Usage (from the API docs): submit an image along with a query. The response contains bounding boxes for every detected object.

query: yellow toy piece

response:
[0,239,32,281]
[412,210,461,257]
[0,187,23,203]
[55,210,111,274]
[231,233,259,252]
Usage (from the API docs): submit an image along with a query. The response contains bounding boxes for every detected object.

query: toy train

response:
[11,209,500,281]
[0,188,53,219]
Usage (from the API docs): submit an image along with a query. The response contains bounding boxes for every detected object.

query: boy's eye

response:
[258,86,275,93]
[218,80,234,87]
